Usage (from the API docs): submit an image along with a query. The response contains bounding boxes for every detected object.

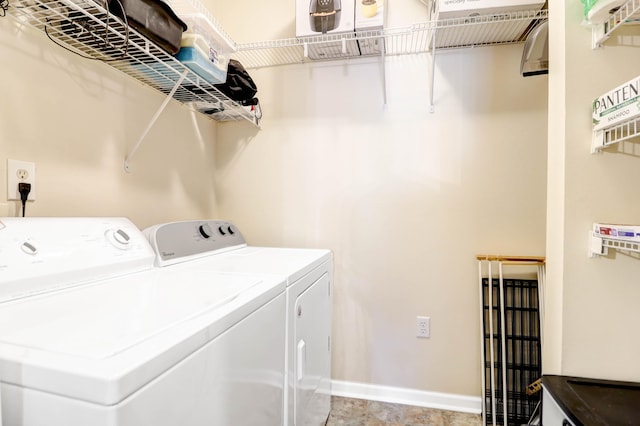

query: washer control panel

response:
[145,220,246,266]
[0,217,155,302]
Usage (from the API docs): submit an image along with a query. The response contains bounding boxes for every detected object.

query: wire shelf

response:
[233,9,548,69]
[590,223,640,257]
[8,0,259,126]
[6,0,547,124]
[592,0,640,48]
[603,238,640,253]
[592,117,640,153]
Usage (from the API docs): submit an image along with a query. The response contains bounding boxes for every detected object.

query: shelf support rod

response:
[381,36,387,105]
[124,69,189,173]
[429,26,437,113]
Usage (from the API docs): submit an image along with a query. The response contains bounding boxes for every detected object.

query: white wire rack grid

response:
[592,116,640,153]
[233,9,548,70]
[603,238,640,252]
[6,0,547,122]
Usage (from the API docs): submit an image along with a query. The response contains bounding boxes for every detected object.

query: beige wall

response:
[212,1,548,397]
[545,2,640,381]
[6,0,639,403]
[0,17,220,228]
[1,0,550,399]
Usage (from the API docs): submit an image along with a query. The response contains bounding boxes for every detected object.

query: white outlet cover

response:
[7,159,36,201]
[416,316,430,338]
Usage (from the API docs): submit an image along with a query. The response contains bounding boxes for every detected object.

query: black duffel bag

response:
[214,59,258,103]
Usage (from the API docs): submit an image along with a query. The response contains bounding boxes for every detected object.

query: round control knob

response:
[105,229,131,249]
[218,226,226,236]
[20,241,38,255]
[227,226,234,235]
[113,229,130,245]
[198,224,212,239]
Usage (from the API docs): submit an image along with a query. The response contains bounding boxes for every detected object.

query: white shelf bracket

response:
[124,69,189,173]
[303,42,309,58]
[591,23,606,49]
[589,232,607,258]
[591,129,605,153]
[341,37,347,54]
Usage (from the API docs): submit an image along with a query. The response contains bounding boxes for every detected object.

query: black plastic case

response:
[110,0,187,54]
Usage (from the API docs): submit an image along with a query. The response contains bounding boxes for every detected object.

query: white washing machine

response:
[144,220,333,426]
[0,217,286,426]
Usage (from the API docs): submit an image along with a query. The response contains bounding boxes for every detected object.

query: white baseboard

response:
[330,380,482,414]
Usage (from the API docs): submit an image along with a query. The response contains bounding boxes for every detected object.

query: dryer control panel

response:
[0,217,155,302]
[144,220,246,266]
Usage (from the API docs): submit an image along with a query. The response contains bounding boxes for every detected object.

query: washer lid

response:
[0,268,285,405]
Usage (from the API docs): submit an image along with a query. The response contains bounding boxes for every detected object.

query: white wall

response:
[0,16,220,227]
[546,2,640,381]
[212,1,548,397]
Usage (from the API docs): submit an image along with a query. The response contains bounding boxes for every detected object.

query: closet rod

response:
[476,255,545,264]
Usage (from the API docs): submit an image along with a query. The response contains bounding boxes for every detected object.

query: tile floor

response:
[326,396,482,426]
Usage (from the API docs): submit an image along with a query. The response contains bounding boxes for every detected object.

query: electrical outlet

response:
[7,159,36,201]
[16,169,29,180]
[416,316,430,338]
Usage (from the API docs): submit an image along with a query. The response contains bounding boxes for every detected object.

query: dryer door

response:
[294,272,331,426]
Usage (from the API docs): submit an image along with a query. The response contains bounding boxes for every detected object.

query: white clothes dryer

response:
[0,217,286,426]
[144,220,333,426]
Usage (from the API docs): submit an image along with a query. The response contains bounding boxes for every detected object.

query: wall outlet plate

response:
[7,159,36,201]
[416,316,430,338]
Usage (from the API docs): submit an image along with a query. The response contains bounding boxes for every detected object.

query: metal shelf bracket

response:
[589,232,607,258]
[591,129,605,153]
[124,70,189,173]
[429,27,437,113]
[381,37,387,105]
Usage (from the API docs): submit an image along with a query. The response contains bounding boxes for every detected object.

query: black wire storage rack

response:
[482,277,541,425]
[477,256,545,426]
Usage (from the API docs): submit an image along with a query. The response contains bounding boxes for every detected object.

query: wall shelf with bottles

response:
[591,0,640,48]
[589,223,640,257]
